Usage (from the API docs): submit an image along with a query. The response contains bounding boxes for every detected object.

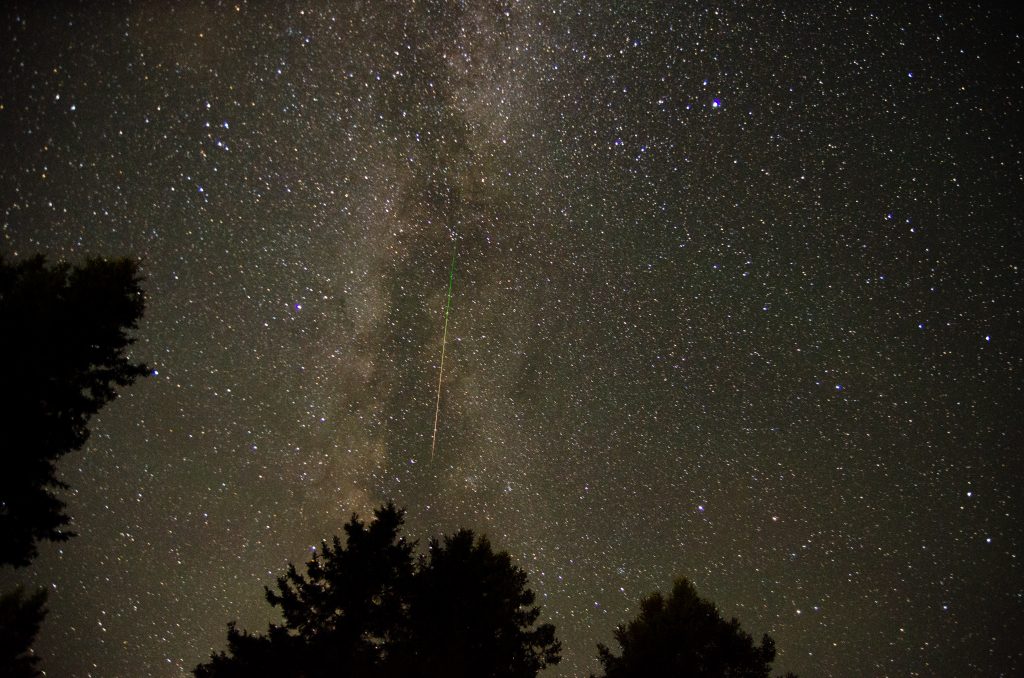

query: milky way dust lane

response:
[431,247,457,460]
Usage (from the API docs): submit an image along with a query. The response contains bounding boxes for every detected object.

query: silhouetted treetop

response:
[0,254,149,567]
[196,503,560,678]
[264,502,415,673]
[399,529,560,677]
[596,578,795,678]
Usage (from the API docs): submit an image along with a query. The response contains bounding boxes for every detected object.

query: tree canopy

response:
[596,578,794,678]
[0,254,149,567]
[196,503,560,678]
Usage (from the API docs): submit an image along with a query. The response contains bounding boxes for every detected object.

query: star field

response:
[1,2,1021,676]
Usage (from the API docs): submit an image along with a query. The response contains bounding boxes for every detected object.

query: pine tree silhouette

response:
[596,578,795,678]
[0,254,149,567]
[196,504,560,677]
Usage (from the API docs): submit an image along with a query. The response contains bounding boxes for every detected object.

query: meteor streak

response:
[431,247,457,459]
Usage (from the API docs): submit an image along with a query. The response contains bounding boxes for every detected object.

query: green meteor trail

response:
[431,247,457,460]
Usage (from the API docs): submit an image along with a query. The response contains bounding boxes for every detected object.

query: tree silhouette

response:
[0,586,48,678]
[196,504,560,677]
[265,502,414,676]
[595,578,795,678]
[394,529,561,677]
[0,254,149,567]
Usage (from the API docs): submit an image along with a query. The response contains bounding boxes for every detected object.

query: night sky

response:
[2,2,1022,676]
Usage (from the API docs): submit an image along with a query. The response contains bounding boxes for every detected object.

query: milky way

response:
[2,3,1021,676]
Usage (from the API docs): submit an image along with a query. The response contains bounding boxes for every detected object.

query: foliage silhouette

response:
[595,578,795,678]
[0,254,148,567]
[196,503,560,678]
[0,586,47,678]
[394,529,561,677]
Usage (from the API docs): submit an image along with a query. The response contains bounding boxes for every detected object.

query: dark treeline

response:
[194,503,558,678]
[196,503,795,678]
[0,253,795,677]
